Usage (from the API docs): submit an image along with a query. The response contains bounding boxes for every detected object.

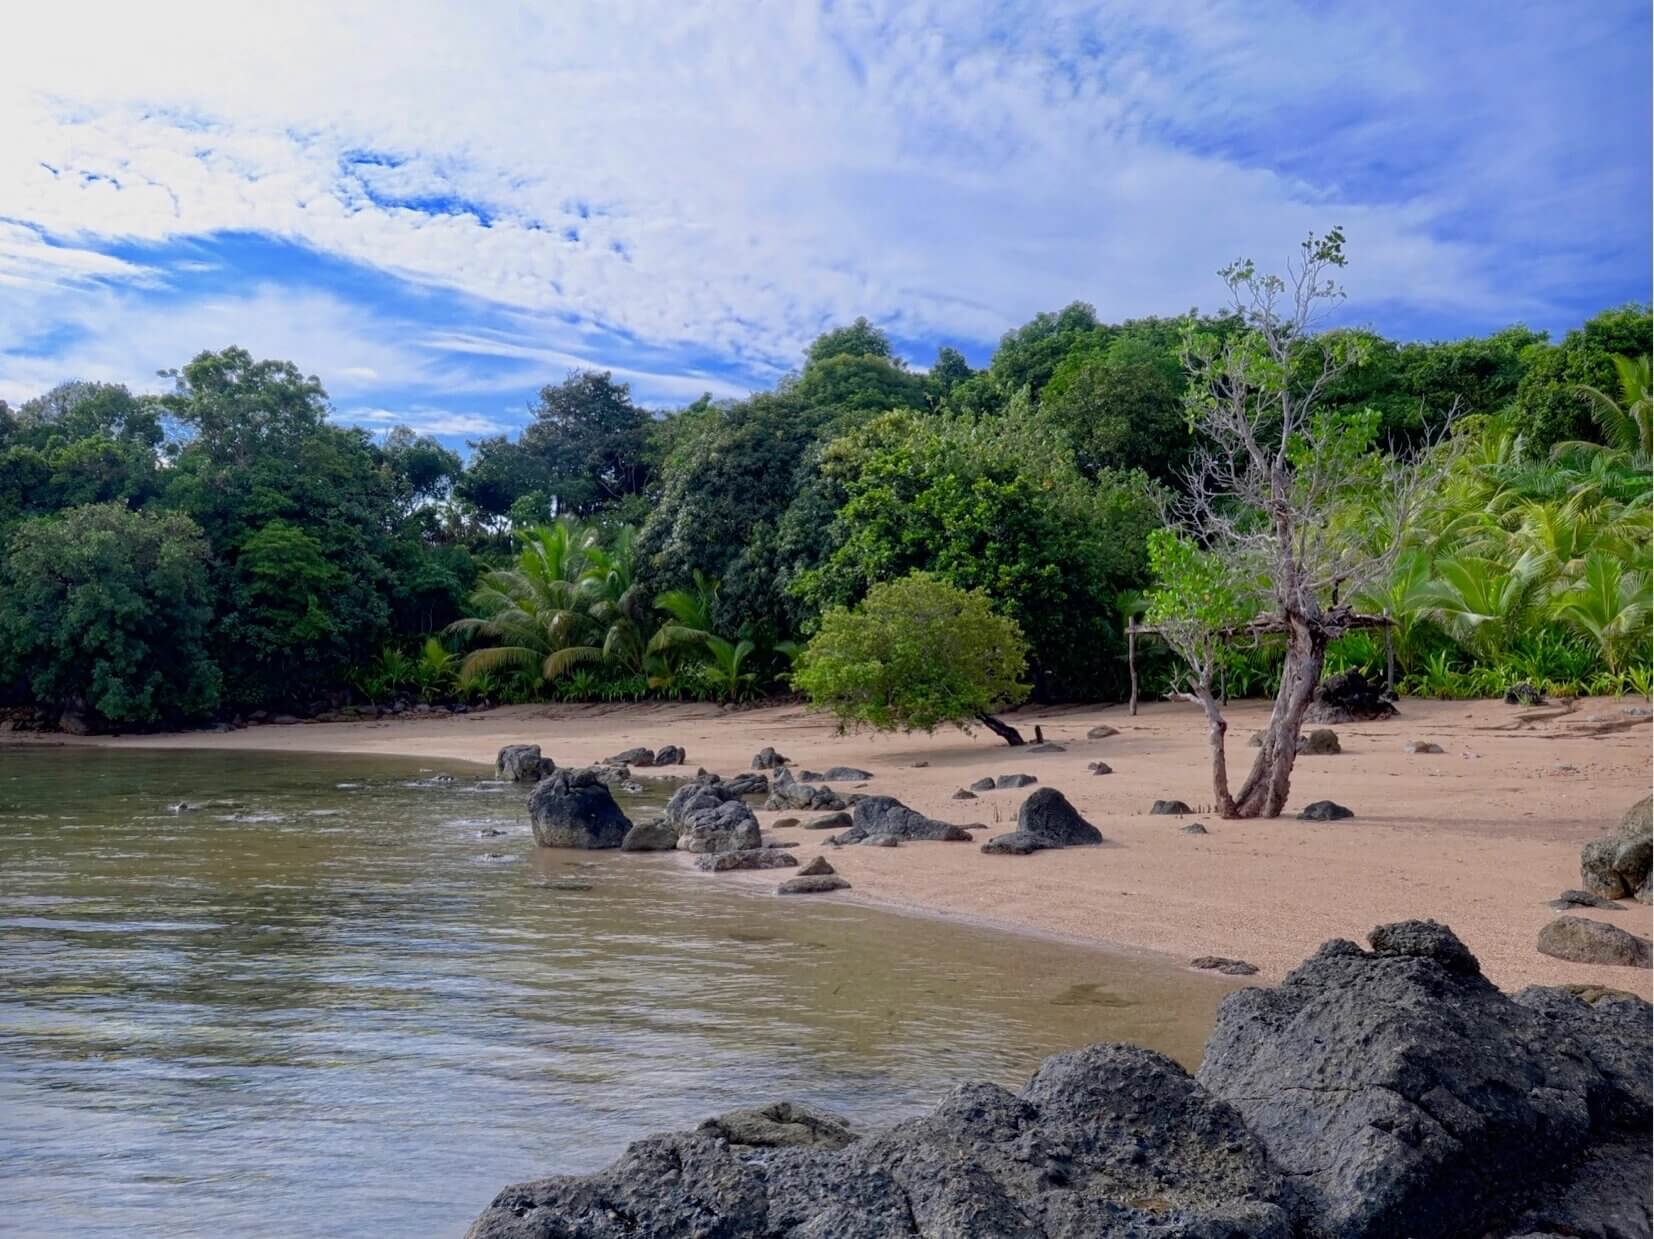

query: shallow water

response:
[0,747,1237,1238]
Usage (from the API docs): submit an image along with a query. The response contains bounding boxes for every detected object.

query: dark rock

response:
[821,766,873,782]
[1298,799,1354,821]
[762,840,798,850]
[693,848,799,873]
[980,832,1046,855]
[776,874,851,895]
[619,820,678,852]
[269,713,301,725]
[1505,681,1545,705]
[1013,787,1103,847]
[994,773,1037,789]
[771,816,800,829]
[764,767,848,812]
[834,796,971,844]
[1248,729,1265,746]
[697,1100,858,1150]
[1549,889,1624,911]
[527,768,632,849]
[803,811,852,831]
[1620,795,1653,836]
[719,772,769,797]
[950,788,978,800]
[1182,822,1210,835]
[1581,799,1653,900]
[1151,799,1193,815]
[865,834,900,847]
[798,855,835,876]
[1198,919,1652,1239]
[751,746,789,769]
[1306,668,1398,724]
[967,776,996,792]
[910,760,929,768]
[652,744,686,766]
[1537,916,1652,968]
[1086,760,1112,774]
[1025,742,1066,754]
[1403,740,1444,754]
[676,800,763,854]
[1086,724,1118,739]
[1296,728,1340,755]
[1191,956,1258,976]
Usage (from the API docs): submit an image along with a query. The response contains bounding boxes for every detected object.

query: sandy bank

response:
[67,694,1653,997]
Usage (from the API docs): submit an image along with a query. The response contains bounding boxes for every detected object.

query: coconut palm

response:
[1561,353,1652,470]
[1551,552,1652,674]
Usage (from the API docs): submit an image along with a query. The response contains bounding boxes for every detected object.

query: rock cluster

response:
[1581,795,1652,902]
[764,767,848,812]
[666,782,763,854]
[466,920,1652,1239]
[1304,668,1397,723]
[831,796,971,844]
[526,768,632,848]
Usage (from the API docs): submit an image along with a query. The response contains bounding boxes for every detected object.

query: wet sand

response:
[66,694,1654,997]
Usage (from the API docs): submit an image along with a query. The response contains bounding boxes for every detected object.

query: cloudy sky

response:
[3,1,1649,443]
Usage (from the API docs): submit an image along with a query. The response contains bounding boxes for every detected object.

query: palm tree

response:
[1551,552,1652,674]
[1418,551,1544,660]
[1563,353,1652,470]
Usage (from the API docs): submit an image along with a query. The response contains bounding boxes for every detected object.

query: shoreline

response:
[41,695,1654,998]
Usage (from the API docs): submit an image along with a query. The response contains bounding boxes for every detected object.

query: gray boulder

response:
[496,744,554,782]
[1548,889,1624,911]
[1086,724,1118,739]
[1182,823,1210,835]
[833,796,971,844]
[983,788,1103,856]
[764,767,848,812]
[776,874,851,895]
[607,746,655,767]
[1191,956,1258,976]
[967,776,996,792]
[676,800,763,854]
[1296,728,1340,755]
[696,1101,857,1151]
[751,746,789,769]
[1087,761,1112,774]
[798,855,835,876]
[1298,799,1354,821]
[619,819,678,852]
[995,773,1037,789]
[1151,798,1193,815]
[803,811,852,831]
[693,848,798,873]
[652,744,686,766]
[527,768,632,848]
[1025,742,1066,754]
[1537,916,1652,968]
[1580,796,1653,900]
[1198,919,1652,1239]
[951,787,978,800]
[719,772,769,797]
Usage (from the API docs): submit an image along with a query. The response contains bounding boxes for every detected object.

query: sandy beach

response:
[59,694,1653,998]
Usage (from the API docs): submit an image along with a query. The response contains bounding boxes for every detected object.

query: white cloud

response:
[336,407,512,437]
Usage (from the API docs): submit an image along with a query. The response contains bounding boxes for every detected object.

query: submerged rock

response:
[526,768,632,848]
[833,796,971,844]
[1190,956,1258,976]
[619,819,677,852]
[496,744,554,782]
[696,1100,858,1150]
[693,848,798,873]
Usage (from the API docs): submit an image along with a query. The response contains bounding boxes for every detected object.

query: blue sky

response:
[2,1,1649,447]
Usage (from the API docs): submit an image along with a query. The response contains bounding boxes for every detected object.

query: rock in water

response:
[1151,799,1193,815]
[833,796,971,844]
[1190,956,1258,976]
[1197,919,1652,1239]
[1298,799,1354,821]
[1296,728,1340,755]
[676,801,763,854]
[496,744,554,782]
[607,746,655,767]
[652,744,685,766]
[1537,916,1652,967]
[776,874,851,895]
[751,746,789,770]
[983,788,1104,855]
[619,820,678,852]
[692,849,798,872]
[1305,668,1397,724]
[526,768,632,848]
[696,1101,857,1150]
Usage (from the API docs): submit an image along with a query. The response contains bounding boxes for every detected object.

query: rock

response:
[865,834,900,847]
[1151,799,1193,815]
[1086,760,1112,774]
[751,746,789,769]
[1191,956,1258,976]
[57,705,94,735]
[166,801,201,814]
[1182,822,1210,835]
[776,874,851,895]
[693,848,799,872]
[1505,681,1545,705]
[994,773,1037,789]
[798,769,824,782]
[1296,727,1340,755]
[1620,794,1653,837]
[619,819,678,852]
[803,811,852,831]
[1025,742,1066,754]
[1198,919,1653,1239]
[909,760,929,768]
[1086,724,1118,739]
[585,763,631,786]
[798,855,835,876]
[820,766,873,782]
[1581,799,1653,899]
[676,800,763,854]
[771,816,800,829]
[1403,739,1443,754]
[719,772,769,797]
[834,796,971,844]
[497,743,555,782]
[1549,889,1624,911]
[762,840,799,850]
[764,767,848,812]
[1306,668,1397,724]
[967,776,996,792]
[1247,730,1264,746]
[1013,787,1103,847]
[1298,799,1354,821]
[1537,916,1652,968]
[527,768,632,848]
[950,788,977,800]
[652,744,686,766]
[697,1101,858,1150]
[465,1042,1288,1239]
[979,832,1047,855]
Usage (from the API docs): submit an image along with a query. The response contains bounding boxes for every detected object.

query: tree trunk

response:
[1127,627,1139,717]
[1191,680,1238,818]
[976,713,1025,745]
[1226,616,1328,819]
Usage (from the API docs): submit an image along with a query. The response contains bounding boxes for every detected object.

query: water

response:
[0,748,1236,1238]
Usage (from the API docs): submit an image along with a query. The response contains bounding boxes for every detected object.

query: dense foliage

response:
[0,287,1646,728]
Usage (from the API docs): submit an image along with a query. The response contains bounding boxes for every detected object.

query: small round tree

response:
[792,572,1031,742]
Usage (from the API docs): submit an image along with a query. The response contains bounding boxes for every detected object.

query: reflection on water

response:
[0,748,1236,1238]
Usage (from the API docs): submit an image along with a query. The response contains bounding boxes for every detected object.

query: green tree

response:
[1041,333,1190,481]
[0,504,219,724]
[792,572,1029,739]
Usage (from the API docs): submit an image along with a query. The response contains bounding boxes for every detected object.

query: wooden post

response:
[1384,611,1396,692]
[1128,625,1139,716]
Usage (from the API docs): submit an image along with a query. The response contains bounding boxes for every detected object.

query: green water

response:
[0,747,1235,1237]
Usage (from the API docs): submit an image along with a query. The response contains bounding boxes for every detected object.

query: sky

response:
[2,0,1649,446]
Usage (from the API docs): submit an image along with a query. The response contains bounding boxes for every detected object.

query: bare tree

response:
[1149,230,1444,818]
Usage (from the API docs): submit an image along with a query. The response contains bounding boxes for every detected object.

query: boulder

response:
[1191,956,1258,976]
[797,855,835,876]
[967,776,996,792]
[1151,799,1193,815]
[696,1101,857,1151]
[1182,822,1210,835]
[619,819,678,852]
[771,816,800,829]
[676,800,763,854]
[994,773,1037,789]
[1198,919,1652,1239]
[1296,728,1340,755]
[1580,798,1654,899]
[950,788,978,800]
[496,744,554,782]
[764,767,848,812]
[527,768,632,848]
[652,744,686,766]
[776,874,851,895]
[1025,742,1066,754]
[1505,681,1545,705]
[751,746,789,770]
[1087,760,1112,774]
[833,796,971,844]
[1537,916,1651,968]
[1548,889,1624,911]
[820,766,873,782]
[803,811,852,831]
[1298,799,1354,821]
[984,788,1104,856]
[719,772,769,797]
[693,848,799,873]
[1086,724,1119,739]
[865,834,900,847]
[1403,740,1444,754]
[1305,668,1397,724]
[607,746,655,767]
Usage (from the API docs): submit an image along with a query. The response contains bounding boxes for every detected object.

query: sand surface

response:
[62,695,1653,996]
